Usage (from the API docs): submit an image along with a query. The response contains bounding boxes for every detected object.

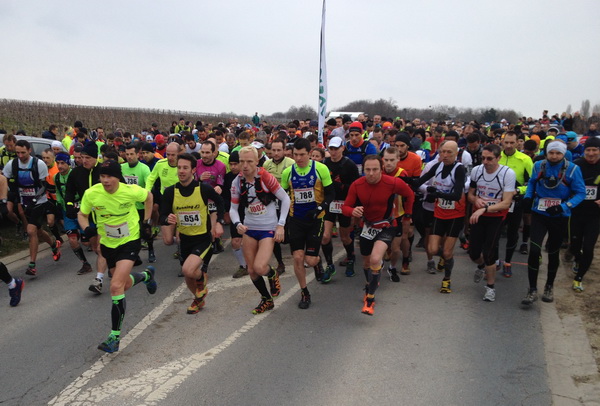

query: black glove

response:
[66,204,78,219]
[141,222,153,241]
[305,206,323,220]
[546,204,563,216]
[426,186,437,194]
[84,226,97,239]
[425,193,437,203]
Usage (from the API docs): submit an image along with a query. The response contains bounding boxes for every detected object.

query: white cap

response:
[146,135,154,141]
[328,137,344,148]
[251,141,264,149]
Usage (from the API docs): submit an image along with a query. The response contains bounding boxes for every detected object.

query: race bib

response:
[585,185,597,201]
[208,201,217,211]
[178,211,201,226]
[329,200,344,214]
[537,198,561,211]
[294,188,314,204]
[248,201,267,216]
[437,199,455,210]
[123,175,138,185]
[360,224,382,240]
[21,187,35,197]
[105,222,130,239]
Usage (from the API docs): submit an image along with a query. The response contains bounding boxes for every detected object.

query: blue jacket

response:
[344,141,377,173]
[525,159,586,217]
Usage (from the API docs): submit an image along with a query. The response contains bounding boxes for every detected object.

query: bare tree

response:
[581,99,591,118]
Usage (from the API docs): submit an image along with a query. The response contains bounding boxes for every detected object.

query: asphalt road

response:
[0,233,552,406]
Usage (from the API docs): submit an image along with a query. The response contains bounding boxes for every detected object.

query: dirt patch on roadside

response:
[554,243,600,373]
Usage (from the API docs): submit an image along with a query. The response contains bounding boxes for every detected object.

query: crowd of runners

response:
[0,111,598,352]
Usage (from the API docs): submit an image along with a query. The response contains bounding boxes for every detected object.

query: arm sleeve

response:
[274,187,290,226]
[65,169,77,204]
[229,177,241,225]
[436,165,466,201]
[503,168,516,193]
[159,186,175,225]
[145,163,159,191]
[201,183,225,222]
[342,182,358,217]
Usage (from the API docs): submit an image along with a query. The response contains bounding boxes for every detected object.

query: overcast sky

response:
[1,0,599,119]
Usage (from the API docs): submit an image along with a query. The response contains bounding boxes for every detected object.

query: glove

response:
[66,204,78,219]
[305,206,323,220]
[426,186,437,194]
[83,226,97,239]
[546,204,563,216]
[141,222,153,241]
[425,193,437,203]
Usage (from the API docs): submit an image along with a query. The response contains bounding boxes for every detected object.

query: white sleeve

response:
[274,187,290,226]
[503,167,517,193]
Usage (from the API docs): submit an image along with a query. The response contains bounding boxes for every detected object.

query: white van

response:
[326,112,364,121]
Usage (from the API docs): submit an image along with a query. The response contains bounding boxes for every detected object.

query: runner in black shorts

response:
[321,136,359,281]
[160,153,225,314]
[280,138,334,309]
[468,144,516,302]
[342,155,414,315]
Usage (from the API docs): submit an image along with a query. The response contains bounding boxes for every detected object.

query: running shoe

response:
[187,297,205,314]
[460,240,470,250]
[98,334,120,353]
[195,272,208,300]
[77,262,93,275]
[89,278,103,294]
[140,241,148,250]
[173,249,180,259]
[519,243,528,255]
[483,286,496,302]
[8,278,24,307]
[440,279,452,293]
[400,263,411,275]
[437,258,445,272]
[314,264,324,282]
[144,266,157,294]
[298,291,311,309]
[521,290,538,305]
[542,286,554,303]
[252,297,274,314]
[427,260,436,275]
[276,263,286,275]
[268,267,281,297]
[232,266,248,279]
[572,263,579,275]
[388,267,400,283]
[361,297,375,316]
[345,260,355,277]
[474,267,485,283]
[572,280,583,292]
[148,250,156,263]
[322,264,336,283]
[502,263,512,278]
[52,240,62,261]
[25,263,37,276]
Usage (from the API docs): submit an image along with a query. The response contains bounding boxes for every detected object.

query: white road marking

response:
[50,245,343,405]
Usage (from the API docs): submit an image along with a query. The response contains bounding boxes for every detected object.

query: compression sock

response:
[444,258,455,279]
[111,294,126,333]
[487,283,495,289]
[363,268,370,282]
[252,276,271,298]
[72,247,88,263]
[50,224,62,241]
[343,242,355,260]
[322,241,334,265]
[233,248,246,267]
[367,269,381,295]
[130,272,146,286]
[273,243,284,265]
[301,286,310,296]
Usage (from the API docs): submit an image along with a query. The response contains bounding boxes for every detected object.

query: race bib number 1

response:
[105,222,130,239]
[329,200,344,214]
[585,185,597,201]
[360,224,382,241]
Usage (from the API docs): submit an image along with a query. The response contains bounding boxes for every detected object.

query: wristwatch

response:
[218,219,226,225]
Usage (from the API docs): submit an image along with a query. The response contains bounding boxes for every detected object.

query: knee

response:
[443,250,453,260]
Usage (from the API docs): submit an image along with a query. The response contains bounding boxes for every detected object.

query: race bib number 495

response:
[360,224,382,241]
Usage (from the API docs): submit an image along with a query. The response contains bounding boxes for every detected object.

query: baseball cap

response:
[328,137,344,148]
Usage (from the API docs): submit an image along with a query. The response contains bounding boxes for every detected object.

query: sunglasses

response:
[482,156,497,161]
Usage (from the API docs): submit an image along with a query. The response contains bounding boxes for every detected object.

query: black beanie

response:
[229,150,240,163]
[82,141,98,158]
[584,136,600,150]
